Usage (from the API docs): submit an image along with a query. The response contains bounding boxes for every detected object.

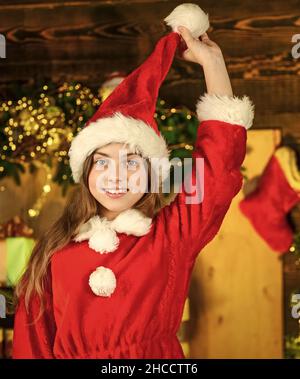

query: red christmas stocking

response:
[239,146,300,253]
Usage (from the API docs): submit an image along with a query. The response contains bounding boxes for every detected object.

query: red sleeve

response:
[12,267,56,359]
[158,93,254,263]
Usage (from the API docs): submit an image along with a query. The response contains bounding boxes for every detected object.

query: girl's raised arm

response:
[157,27,254,264]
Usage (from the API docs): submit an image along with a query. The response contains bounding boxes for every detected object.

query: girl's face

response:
[88,142,148,219]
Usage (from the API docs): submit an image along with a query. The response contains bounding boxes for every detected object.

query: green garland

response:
[285,335,300,359]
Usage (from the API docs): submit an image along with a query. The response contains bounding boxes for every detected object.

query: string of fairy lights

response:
[0,82,103,216]
[0,80,198,218]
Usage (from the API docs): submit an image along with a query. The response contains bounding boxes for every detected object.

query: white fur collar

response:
[73,208,152,254]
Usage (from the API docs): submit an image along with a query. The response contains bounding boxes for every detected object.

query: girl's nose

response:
[108,173,127,188]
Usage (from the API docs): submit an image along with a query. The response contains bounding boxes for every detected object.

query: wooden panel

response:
[189,129,283,358]
[0,0,299,84]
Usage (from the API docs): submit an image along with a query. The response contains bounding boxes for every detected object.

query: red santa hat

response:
[68,3,210,183]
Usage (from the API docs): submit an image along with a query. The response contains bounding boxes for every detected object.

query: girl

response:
[12,4,254,359]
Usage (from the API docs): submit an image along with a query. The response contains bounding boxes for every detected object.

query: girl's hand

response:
[177,25,233,96]
[177,25,223,67]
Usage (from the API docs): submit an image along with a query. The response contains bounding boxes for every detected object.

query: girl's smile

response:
[102,188,128,198]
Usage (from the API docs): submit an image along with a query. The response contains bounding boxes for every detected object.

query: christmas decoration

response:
[0,81,100,195]
[239,146,300,253]
[27,162,52,218]
[0,217,35,286]
[0,216,33,239]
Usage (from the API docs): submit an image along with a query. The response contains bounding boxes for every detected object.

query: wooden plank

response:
[160,77,300,115]
[0,0,299,82]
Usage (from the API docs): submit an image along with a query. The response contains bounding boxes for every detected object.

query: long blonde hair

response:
[15,151,166,312]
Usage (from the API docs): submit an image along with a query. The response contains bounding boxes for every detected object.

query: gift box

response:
[0,216,35,287]
[0,237,35,287]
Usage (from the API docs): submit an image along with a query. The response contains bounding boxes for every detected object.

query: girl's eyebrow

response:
[93,151,140,158]
[93,152,110,157]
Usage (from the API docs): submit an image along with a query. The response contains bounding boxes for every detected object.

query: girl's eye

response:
[95,158,108,167]
[127,159,139,169]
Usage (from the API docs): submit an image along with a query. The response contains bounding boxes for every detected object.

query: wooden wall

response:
[1,0,300,356]
[189,129,283,358]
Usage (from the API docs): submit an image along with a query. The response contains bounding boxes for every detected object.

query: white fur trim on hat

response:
[68,111,170,183]
[196,93,255,129]
[89,266,117,297]
[73,208,153,253]
[164,3,210,38]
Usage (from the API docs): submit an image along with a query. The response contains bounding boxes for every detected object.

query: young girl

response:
[12,4,254,359]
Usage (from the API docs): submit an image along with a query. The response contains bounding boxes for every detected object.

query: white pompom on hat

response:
[164,3,210,38]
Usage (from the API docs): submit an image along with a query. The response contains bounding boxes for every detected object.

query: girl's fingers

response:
[201,33,211,44]
[178,25,195,47]
[201,33,216,47]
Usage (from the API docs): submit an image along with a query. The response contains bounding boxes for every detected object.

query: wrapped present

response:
[0,237,35,287]
[0,216,33,239]
[0,216,35,287]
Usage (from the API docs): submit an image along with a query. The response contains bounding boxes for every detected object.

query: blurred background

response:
[0,0,300,359]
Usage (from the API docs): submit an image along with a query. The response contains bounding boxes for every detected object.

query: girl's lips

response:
[103,189,128,199]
